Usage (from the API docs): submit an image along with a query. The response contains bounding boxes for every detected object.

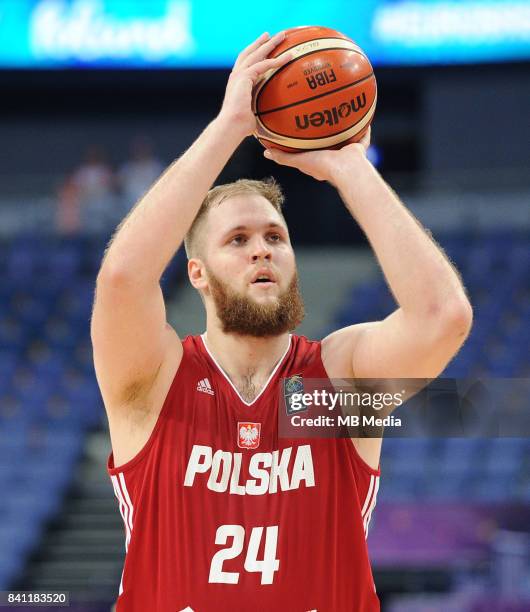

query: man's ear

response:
[188,258,208,292]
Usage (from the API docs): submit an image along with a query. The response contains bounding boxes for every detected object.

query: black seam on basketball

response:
[256,72,374,117]
[256,98,376,141]
[255,47,371,112]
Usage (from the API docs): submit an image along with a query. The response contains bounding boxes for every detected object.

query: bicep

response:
[351,308,466,379]
[90,271,181,406]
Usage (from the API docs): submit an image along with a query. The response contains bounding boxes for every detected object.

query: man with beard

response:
[91,32,472,612]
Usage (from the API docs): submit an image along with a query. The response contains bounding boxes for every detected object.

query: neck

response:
[203,326,290,384]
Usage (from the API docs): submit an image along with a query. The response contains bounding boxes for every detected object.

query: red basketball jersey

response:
[107,335,380,611]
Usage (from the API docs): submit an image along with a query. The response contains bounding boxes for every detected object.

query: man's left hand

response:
[263,126,371,184]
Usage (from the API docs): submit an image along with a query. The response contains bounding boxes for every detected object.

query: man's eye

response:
[268,234,281,242]
[231,235,247,245]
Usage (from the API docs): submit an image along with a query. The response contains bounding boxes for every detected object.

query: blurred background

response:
[0,0,529,610]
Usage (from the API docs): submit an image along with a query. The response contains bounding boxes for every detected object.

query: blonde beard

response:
[206,268,305,337]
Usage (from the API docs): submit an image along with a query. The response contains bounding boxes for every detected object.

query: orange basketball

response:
[252,26,377,152]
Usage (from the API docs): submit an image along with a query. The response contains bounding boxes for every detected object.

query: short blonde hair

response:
[184,177,285,258]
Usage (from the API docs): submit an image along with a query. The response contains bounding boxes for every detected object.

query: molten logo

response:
[295,93,367,129]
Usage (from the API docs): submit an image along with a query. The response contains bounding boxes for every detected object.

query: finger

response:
[241,30,286,69]
[248,51,293,81]
[263,148,303,167]
[360,125,371,149]
[234,32,270,69]
[357,130,370,154]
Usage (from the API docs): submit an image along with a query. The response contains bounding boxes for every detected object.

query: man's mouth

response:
[251,270,276,284]
[253,277,275,284]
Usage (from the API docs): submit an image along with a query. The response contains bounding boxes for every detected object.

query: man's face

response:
[193,193,304,336]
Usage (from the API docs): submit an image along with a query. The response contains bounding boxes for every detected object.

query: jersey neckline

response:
[200,333,292,407]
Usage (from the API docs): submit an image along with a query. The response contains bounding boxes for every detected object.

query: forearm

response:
[100,115,244,284]
[333,152,468,318]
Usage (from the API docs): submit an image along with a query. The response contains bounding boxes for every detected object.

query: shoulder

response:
[291,333,319,351]
[286,334,329,379]
[290,334,321,362]
[178,333,212,370]
[320,323,374,379]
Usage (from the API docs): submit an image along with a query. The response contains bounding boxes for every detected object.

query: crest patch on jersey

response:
[283,374,306,415]
[237,422,261,450]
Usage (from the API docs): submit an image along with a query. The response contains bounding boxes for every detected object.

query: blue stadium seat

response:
[46,246,81,280]
[0,316,29,352]
[468,477,516,502]
[0,546,27,589]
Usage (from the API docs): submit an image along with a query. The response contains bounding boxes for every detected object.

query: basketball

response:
[252,26,377,152]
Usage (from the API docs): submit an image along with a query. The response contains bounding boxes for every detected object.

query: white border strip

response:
[119,472,135,540]
[200,333,292,407]
[111,472,135,596]
[363,476,380,538]
[361,474,376,517]
[111,474,131,551]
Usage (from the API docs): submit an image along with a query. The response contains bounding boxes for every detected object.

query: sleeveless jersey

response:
[107,334,381,612]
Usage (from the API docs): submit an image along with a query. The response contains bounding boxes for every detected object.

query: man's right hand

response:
[218,31,292,139]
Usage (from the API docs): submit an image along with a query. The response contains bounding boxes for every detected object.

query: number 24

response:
[209,524,280,585]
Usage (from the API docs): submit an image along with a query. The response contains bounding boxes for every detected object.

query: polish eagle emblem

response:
[237,422,261,450]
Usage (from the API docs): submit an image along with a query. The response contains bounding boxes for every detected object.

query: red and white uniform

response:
[108,335,380,611]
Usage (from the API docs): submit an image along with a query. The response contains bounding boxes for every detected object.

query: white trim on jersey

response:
[200,333,292,407]
[111,473,135,597]
[363,476,379,538]
[361,475,376,517]
[111,475,131,550]
[119,472,134,537]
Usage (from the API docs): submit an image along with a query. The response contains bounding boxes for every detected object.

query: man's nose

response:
[251,237,272,261]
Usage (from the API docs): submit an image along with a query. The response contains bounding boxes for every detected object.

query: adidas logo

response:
[197,378,214,395]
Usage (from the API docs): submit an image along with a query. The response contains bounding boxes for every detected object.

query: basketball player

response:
[91,31,472,611]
